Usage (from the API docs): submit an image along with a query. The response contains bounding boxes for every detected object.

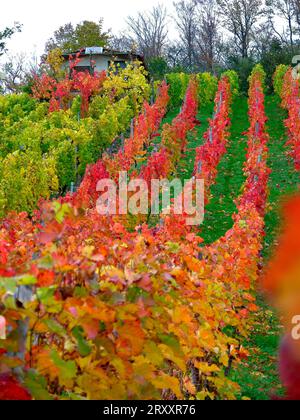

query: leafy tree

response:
[148,57,168,80]
[45,20,110,53]
[226,55,255,93]
[45,23,76,53]
[45,48,66,79]
[260,38,293,90]
[0,23,22,57]
[75,21,109,49]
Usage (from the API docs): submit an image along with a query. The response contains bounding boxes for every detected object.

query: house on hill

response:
[62,47,144,74]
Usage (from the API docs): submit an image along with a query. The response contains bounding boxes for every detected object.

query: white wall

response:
[76,55,110,72]
[62,55,118,72]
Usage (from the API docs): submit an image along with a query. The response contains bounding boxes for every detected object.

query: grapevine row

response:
[73,77,199,213]
[194,76,232,203]
[0,68,269,401]
[0,74,253,400]
[72,81,170,208]
[0,63,151,217]
[278,68,300,170]
[205,66,270,292]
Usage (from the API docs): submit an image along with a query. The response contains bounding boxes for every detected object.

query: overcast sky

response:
[1,0,176,59]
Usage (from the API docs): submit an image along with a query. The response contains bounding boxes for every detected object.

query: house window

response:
[73,66,94,75]
[115,61,127,69]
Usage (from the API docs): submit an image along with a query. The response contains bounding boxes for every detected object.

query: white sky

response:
[1,0,176,59]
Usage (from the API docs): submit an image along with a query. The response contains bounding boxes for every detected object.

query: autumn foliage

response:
[32,52,106,117]
[0,67,278,400]
[0,61,151,216]
[279,68,300,171]
[72,81,170,209]
[0,374,32,400]
[261,65,300,400]
[194,76,232,203]
[203,67,269,297]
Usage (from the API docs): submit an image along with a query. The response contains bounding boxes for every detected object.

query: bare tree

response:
[173,0,198,70]
[291,0,300,35]
[195,0,221,72]
[0,53,39,93]
[126,4,169,61]
[0,54,27,93]
[265,0,296,46]
[165,43,186,68]
[252,18,277,57]
[217,0,263,58]
[109,33,134,52]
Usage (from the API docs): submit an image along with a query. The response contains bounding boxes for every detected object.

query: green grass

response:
[229,95,299,400]
[263,95,300,260]
[199,95,249,244]
[146,95,299,400]
[143,102,215,179]
[230,297,284,400]
[181,94,300,400]
[134,107,180,173]
[138,102,214,226]
[177,102,215,181]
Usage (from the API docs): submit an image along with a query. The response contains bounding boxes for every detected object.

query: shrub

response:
[165,73,190,109]
[103,62,151,115]
[222,70,240,97]
[273,64,290,97]
[51,141,77,193]
[0,150,58,217]
[248,64,266,90]
[0,94,37,125]
[148,57,168,80]
[0,65,150,215]
[197,72,218,106]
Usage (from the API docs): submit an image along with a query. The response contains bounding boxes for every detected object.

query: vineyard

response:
[0,61,300,401]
